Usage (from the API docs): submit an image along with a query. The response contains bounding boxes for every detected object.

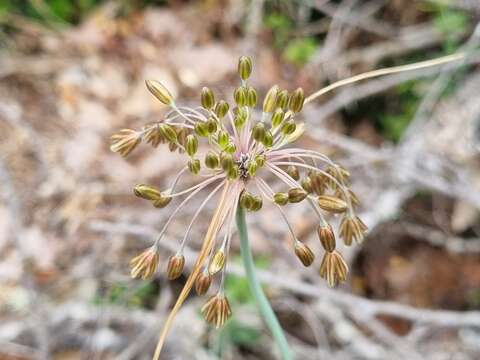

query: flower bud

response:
[251,195,263,211]
[205,151,219,169]
[317,223,336,252]
[234,113,247,129]
[294,241,314,267]
[262,131,273,148]
[255,154,266,167]
[152,195,172,208]
[263,85,279,113]
[252,122,266,142]
[276,89,289,110]
[240,191,254,210]
[271,108,284,128]
[195,271,212,295]
[214,100,229,118]
[247,160,258,177]
[133,184,161,200]
[247,87,257,107]
[176,127,188,148]
[206,117,218,134]
[224,142,236,154]
[227,165,239,180]
[201,87,215,109]
[209,249,226,275]
[186,134,198,156]
[194,121,209,137]
[167,254,185,280]
[217,131,229,148]
[288,87,305,113]
[288,188,308,203]
[301,177,313,193]
[309,171,326,195]
[317,195,348,213]
[287,165,300,181]
[273,192,289,206]
[188,158,201,174]
[281,119,296,135]
[145,80,174,105]
[221,153,234,172]
[158,124,177,143]
[238,55,253,80]
[234,86,247,107]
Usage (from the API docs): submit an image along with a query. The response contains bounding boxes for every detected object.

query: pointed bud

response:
[205,151,220,169]
[188,158,201,174]
[281,119,296,135]
[209,249,226,275]
[317,195,348,214]
[217,131,229,148]
[195,271,212,295]
[145,80,174,105]
[318,223,336,252]
[271,108,284,128]
[276,89,289,110]
[159,124,177,143]
[287,165,300,181]
[263,85,279,113]
[234,113,247,129]
[224,142,236,154]
[214,100,229,118]
[133,184,161,200]
[194,121,209,137]
[220,153,234,172]
[252,122,266,142]
[167,254,185,280]
[247,160,258,177]
[233,86,247,107]
[273,192,289,206]
[201,87,215,109]
[186,134,198,156]
[247,87,257,107]
[288,88,305,113]
[152,195,172,208]
[301,177,313,193]
[262,131,273,148]
[238,55,253,80]
[206,117,218,134]
[294,241,314,267]
[288,188,308,203]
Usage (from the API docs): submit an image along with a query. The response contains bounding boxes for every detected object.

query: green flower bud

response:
[251,196,263,211]
[227,165,239,180]
[247,87,257,107]
[288,188,308,203]
[159,124,177,143]
[252,122,266,142]
[145,80,174,106]
[205,151,219,169]
[288,88,305,113]
[234,86,247,107]
[255,154,266,167]
[224,142,236,154]
[214,100,229,118]
[281,119,296,135]
[188,158,201,174]
[201,87,215,109]
[133,184,161,200]
[234,113,247,129]
[206,117,218,134]
[273,192,289,206]
[153,195,172,208]
[185,134,198,156]
[276,89,289,110]
[263,85,279,113]
[247,160,257,177]
[262,131,273,148]
[221,153,234,171]
[217,130,229,148]
[271,108,284,128]
[240,191,254,210]
[238,55,253,80]
[287,165,300,181]
[194,121,209,137]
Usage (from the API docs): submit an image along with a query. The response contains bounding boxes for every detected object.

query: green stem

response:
[236,205,293,360]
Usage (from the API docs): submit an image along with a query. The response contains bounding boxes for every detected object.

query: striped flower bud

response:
[281,119,296,135]
[194,121,209,137]
[288,188,308,203]
[276,89,289,110]
[317,223,336,252]
[217,130,229,148]
[168,141,178,152]
[263,85,279,113]
[240,191,255,210]
[214,100,229,118]
[255,154,266,167]
[201,87,215,109]
[252,122,266,142]
[224,142,236,154]
[227,165,239,180]
[294,241,314,267]
[205,151,219,169]
[145,80,174,105]
[247,160,258,177]
[186,134,198,156]
[287,165,300,181]
[339,215,367,246]
[220,153,234,172]
[234,113,247,129]
[152,195,172,208]
[309,171,326,195]
[238,55,253,80]
[301,177,313,193]
[133,184,161,201]
[251,195,263,211]
[273,192,289,206]
[158,124,177,143]
[288,88,305,113]
[188,158,201,174]
[201,294,232,328]
[317,195,348,214]
[166,254,185,280]
[247,87,257,107]
[233,86,247,107]
[262,131,273,148]
[195,271,212,295]
[209,249,226,275]
[271,108,284,128]
[206,117,218,134]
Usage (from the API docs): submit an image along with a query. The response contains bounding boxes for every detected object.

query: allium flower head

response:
[112,55,367,352]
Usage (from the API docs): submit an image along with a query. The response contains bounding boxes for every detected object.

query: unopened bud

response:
[188,158,201,174]
[201,87,215,109]
[195,271,212,295]
[167,254,185,280]
[152,195,172,208]
[294,241,314,267]
[281,119,296,135]
[276,89,289,110]
[186,134,198,156]
[247,87,257,107]
[247,160,258,177]
[205,151,219,169]
[273,192,289,206]
[287,165,300,181]
[133,184,161,200]
[217,131,229,148]
[227,165,239,180]
[238,55,253,80]
[271,108,284,128]
[194,121,209,137]
[262,131,273,147]
[317,195,348,213]
[317,223,336,252]
[209,249,226,275]
[214,100,229,118]
[159,124,177,143]
[301,177,313,193]
[288,87,305,113]
[224,142,236,154]
[263,85,279,113]
[206,117,218,134]
[240,191,254,210]
[221,153,234,172]
[288,188,308,203]
[234,86,247,107]
[255,154,266,167]
[251,195,263,211]
[252,122,266,142]
[145,80,174,105]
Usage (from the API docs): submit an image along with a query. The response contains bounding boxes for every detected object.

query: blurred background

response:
[1,0,480,359]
